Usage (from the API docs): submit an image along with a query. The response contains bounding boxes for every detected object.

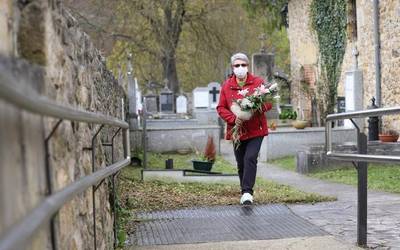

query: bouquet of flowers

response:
[230,82,280,148]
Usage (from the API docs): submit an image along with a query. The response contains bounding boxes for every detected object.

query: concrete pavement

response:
[130,236,361,250]
[220,139,400,249]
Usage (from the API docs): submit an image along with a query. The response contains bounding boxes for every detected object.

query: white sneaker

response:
[240,193,253,205]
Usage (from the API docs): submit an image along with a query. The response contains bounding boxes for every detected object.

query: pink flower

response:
[258,84,270,94]
[238,89,249,97]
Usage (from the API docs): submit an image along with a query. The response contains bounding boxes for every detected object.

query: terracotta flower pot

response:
[379,134,399,142]
[292,120,308,129]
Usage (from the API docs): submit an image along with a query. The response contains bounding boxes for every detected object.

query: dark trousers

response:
[233,136,263,195]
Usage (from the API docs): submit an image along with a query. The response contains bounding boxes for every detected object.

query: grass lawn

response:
[310,164,400,193]
[116,152,335,245]
[270,156,400,194]
[269,156,296,171]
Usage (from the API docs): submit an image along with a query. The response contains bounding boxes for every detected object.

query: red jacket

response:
[216,73,272,141]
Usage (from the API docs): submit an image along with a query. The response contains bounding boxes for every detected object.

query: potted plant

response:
[192,135,216,171]
[279,109,297,123]
[379,129,399,142]
[292,106,309,129]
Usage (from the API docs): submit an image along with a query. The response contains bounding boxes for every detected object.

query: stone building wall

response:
[0,0,126,249]
[287,0,318,120]
[288,0,400,130]
[353,0,400,129]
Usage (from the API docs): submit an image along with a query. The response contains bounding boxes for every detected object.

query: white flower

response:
[273,95,281,100]
[240,98,253,108]
[238,89,249,97]
[269,83,278,91]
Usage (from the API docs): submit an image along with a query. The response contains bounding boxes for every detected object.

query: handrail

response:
[326,106,400,121]
[325,106,400,247]
[0,70,131,250]
[325,106,400,163]
[0,71,128,129]
[0,158,131,250]
[327,152,400,164]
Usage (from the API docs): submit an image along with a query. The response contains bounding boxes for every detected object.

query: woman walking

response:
[217,52,272,205]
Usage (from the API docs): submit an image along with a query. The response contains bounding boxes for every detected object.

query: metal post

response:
[373,0,381,108]
[110,128,121,249]
[91,125,104,250]
[350,118,368,247]
[44,119,63,250]
[142,97,147,169]
[357,132,368,246]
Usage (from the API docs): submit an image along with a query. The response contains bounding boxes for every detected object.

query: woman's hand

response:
[235,117,243,126]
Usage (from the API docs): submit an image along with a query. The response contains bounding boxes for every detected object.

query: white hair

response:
[230,53,249,64]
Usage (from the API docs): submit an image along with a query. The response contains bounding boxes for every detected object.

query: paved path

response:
[131,236,360,250]
[221,139,400,249]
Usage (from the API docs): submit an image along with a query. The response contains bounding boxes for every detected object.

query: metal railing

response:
[325,106,400,247]
[0,70,130,250]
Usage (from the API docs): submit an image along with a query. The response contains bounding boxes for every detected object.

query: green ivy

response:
[310,0,347,118]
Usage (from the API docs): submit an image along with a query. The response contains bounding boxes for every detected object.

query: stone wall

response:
[297,141,400,174]
[260,127,357,161]
[288,0,400,130]
[0,1,126,249]
[287,0,318,121]
[348,0,400,130]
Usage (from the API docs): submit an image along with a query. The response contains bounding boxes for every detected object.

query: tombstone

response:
[127,54,138,129]
[144,94,158,114]
[252,38,279,120]
[159,85,174,113]
[208,82,221,109]
[337,96,346,126]
[193,87,209,109]
[176,95,188,114]
[252,34,275,82]
[344,70,363,128]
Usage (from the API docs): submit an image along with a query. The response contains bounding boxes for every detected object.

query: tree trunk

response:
[162,53,180,94]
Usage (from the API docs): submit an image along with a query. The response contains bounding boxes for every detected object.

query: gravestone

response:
[144,94,158,114]
[337,96,345,126]
[176,95,188,114]
[135,78,143,112]
[193,86,219,125]
[193,87,209,109]
[208,82,221,109]
[159,86,174,113]
[344,70,363,128]
[252,47,279,120]
[127,54,139,129]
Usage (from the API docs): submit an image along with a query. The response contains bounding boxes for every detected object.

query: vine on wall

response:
[310,0,347,121]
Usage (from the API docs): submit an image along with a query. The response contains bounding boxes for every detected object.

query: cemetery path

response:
[220,139,400,249]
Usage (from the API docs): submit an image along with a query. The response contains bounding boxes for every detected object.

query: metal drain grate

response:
[131,204,327,246]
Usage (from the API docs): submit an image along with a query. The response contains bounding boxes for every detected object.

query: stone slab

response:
[260,127,357,161]
[192,109,220,125]
[142,169,239,184]
[145,125,221,153]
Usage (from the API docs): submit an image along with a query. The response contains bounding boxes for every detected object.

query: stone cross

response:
[207,82,221,109]
[258,33,267,53]
[209,87,219,102]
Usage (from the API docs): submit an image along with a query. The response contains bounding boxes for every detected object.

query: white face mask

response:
[233,65,248,79]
